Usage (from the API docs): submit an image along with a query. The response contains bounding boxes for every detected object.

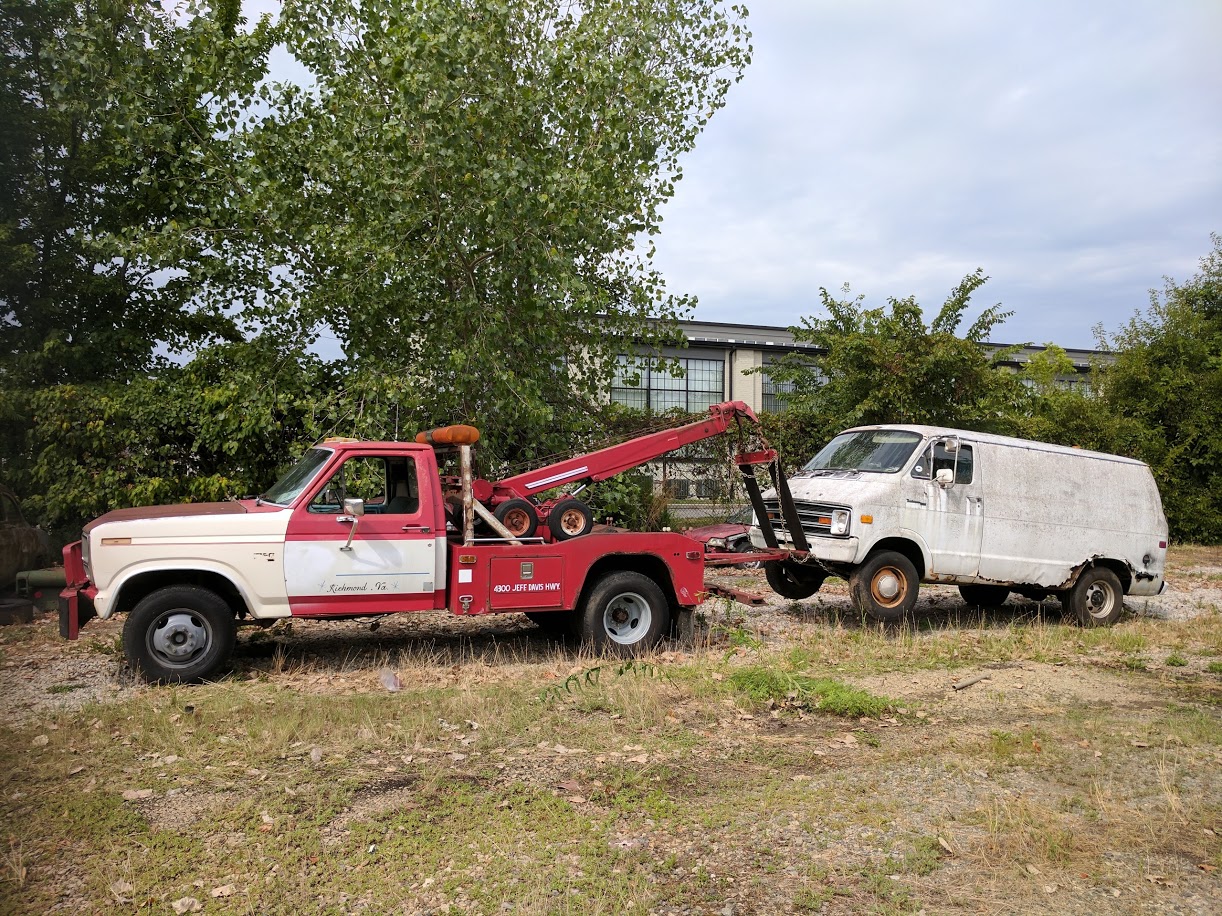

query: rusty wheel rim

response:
[870,565,907,610]
[559,508,587,536]
[501,507,533,537]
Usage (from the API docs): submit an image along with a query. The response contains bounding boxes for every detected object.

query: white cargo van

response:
[751,426,1168,625]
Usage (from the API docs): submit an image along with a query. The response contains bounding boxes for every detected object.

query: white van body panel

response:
[753,425,1168,596]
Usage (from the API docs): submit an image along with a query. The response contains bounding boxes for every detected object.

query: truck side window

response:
[383,457,419,515]
[309,456,389,514]
[911,442,974,484]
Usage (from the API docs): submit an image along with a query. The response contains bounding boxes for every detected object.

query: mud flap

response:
[58,589,95,640]
[671,607,695,644]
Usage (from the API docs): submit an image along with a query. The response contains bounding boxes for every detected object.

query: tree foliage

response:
[0,0,275,388]
[239,0,751,465]
[762,270,1024,440]
[1095,235,1222,542]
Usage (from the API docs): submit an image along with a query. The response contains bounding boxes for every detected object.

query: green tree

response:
[762,271,1023,445]
[1096,235,1222,542]
[0,0,274,387]
[242,0,752,464]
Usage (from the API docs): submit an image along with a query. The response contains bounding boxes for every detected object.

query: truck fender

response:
[101,560,285,622]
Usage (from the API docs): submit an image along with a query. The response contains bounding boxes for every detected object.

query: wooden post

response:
[461,444,475,546]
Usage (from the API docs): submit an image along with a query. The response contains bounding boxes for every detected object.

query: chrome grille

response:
[761,498,845,538]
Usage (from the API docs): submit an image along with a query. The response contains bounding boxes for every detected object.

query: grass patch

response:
[1165,652,1188,667]
[1206,661,1222,675]
[726,666,893,717]
[45,683,85,694]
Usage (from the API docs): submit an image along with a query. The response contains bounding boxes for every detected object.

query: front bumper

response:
[751,530,860,565]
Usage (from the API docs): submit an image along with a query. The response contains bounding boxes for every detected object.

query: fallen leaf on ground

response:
[211,884,236,897]
[171,898,202,914]
[31,735,48,747]
[122,789,153,801]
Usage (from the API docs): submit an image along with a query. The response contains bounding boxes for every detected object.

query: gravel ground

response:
[1,556,1219,728]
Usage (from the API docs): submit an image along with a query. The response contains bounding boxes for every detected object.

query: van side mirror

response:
[935,468,955,488]
[343,498,365,517]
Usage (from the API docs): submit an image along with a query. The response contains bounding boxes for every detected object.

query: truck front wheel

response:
[123,586,236,685]
[850,551,919,622]
[580,571,669,655]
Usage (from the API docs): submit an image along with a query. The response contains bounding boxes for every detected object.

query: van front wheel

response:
[851,551,919,622]
[1066,566,1124,627]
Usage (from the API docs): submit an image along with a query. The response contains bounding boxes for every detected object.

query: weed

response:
[46,683,85,694]
[1122,655,1148,671]
[1208,661,1222,675]
[726,666,893,717]
[1165,652,1188,667]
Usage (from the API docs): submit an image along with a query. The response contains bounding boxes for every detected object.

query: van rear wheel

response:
[959,584,1010,608]
[851,551,919,622]
[1066,566,1124,627]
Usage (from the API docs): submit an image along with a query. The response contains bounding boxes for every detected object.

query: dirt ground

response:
[1,548,1219,915]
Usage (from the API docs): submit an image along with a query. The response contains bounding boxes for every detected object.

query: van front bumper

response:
[751,531,860,564]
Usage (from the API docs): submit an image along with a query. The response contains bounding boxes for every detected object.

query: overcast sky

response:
[651,1,1222,349]
[245,1,1221,352]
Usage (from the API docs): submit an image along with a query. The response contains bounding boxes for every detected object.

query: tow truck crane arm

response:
[478,401,809,553]
[493,401,762,500]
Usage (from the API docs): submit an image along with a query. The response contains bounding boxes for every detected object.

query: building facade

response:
[611,319,1100,414]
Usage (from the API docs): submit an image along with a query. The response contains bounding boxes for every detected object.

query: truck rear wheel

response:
[580,571,669,655]
[850,551,919,622]
[1066,566,1124,627]
[958,584,1010,608]
[764,560,824,599]
[123,586,236,685]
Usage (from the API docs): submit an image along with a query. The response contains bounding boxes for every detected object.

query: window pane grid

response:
[611,356,724,411]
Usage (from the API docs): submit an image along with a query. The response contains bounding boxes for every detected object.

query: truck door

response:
[284,452,445,616]
[905,438,983,579]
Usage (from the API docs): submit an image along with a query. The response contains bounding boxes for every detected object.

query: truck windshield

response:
[803,430,923,474]
[261,448,333,506]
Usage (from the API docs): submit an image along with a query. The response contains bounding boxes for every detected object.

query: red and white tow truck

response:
[59,402,814,683]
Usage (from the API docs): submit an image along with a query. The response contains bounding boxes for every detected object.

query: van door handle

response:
[400,525,431,533]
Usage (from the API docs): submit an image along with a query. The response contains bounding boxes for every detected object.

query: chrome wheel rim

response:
[1084,580,1117,619]
[148,610,212,669]
[602,591,651,645]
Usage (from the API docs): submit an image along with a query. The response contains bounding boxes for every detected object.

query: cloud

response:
[654,0,1222,348]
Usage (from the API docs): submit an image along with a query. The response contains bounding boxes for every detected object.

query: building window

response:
[761,372,796,413]
[612,356,724,412]
[761,361,823,413]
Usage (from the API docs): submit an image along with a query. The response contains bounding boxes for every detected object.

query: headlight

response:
[81,534,92,579]
[830,510,850,536]
[706,537,727,549]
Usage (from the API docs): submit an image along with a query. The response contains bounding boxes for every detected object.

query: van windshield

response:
[803,431,923,474]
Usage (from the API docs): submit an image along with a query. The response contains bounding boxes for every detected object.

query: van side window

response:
[911,442,974,484]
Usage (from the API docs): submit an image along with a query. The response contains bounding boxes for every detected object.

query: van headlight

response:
[830,510,850,536]
[81,534,92,580]
[706,537,728,549]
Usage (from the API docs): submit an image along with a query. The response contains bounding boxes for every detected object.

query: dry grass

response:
[1,548,1220,914]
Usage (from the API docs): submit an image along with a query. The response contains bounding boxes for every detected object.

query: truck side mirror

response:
[935,468,955,488]
[343,498,365,517]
